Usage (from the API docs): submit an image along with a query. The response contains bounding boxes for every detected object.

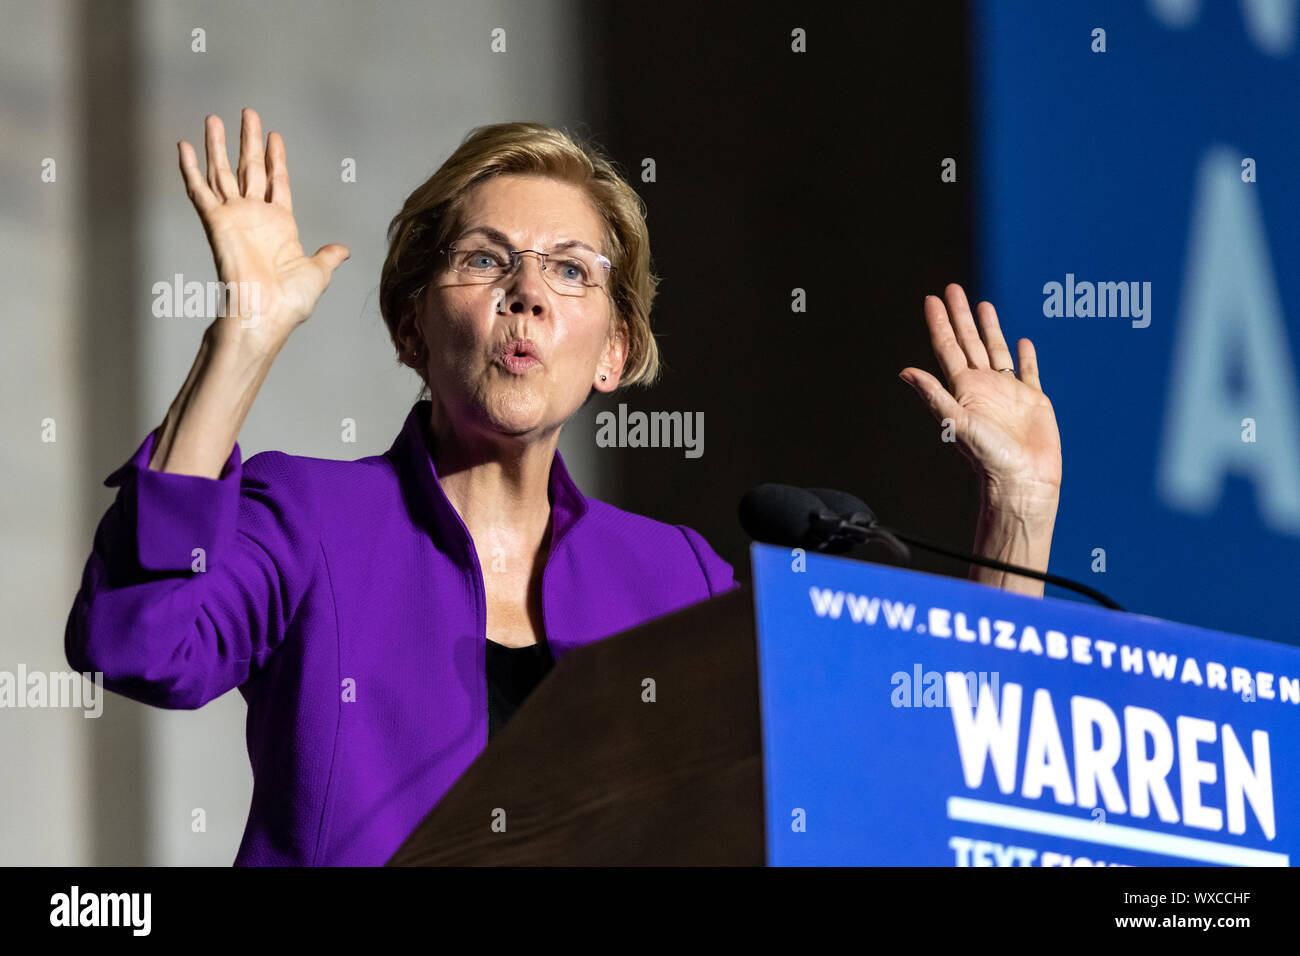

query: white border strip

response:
[947,796,1289,867]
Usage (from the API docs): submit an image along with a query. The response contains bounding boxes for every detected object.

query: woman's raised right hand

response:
[178,108,349,347]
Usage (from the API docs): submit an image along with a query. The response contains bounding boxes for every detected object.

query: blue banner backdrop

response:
[972,0,1300,645]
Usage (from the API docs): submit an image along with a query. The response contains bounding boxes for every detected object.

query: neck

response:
[425,407,559,549]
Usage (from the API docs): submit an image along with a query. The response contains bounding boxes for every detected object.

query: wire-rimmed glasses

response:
[438,237,613,297]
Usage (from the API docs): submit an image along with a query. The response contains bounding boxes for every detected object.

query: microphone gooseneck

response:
[739,483,1124,611]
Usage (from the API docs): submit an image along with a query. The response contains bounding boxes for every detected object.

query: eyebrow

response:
[457,225,600,256]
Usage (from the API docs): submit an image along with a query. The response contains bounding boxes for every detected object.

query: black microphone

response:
[738,484,892,556]
[737,484,840,551]
[739,483,1124,611]
[806,488,912,565]
[805,487,875,523]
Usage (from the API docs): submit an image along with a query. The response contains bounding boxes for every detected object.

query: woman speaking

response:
[64,108,1062,866]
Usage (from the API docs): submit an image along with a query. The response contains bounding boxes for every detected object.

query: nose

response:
[499,251,551,313]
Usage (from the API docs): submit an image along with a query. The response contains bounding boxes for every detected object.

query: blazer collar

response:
[385,399,589,560]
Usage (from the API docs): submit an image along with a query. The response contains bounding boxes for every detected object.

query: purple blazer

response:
[65,399,738,865]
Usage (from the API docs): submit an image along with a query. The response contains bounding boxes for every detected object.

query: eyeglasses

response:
[438,238,613,297]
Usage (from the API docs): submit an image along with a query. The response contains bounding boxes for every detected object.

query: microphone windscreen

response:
[807,487,877,523]
[738,483,828,547]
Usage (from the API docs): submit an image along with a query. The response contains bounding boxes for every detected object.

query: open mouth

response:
[495,338,542,373]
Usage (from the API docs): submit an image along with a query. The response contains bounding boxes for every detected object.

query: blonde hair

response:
[379,122,661,395]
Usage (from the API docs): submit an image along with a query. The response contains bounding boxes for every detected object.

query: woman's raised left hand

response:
[899,283,1062,515]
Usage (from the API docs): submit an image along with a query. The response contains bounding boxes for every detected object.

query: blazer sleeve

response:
[676,524,741,597]
[64,427,322,710]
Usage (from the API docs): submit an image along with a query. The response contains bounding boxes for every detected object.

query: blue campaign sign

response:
[972,1,1300,645]
[750,543,1300,866]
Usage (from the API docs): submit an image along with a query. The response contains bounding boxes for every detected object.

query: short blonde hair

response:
[379,122,661,393]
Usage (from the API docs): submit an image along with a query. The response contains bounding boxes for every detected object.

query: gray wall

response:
[0,0,91,869]
[2,0,599,866]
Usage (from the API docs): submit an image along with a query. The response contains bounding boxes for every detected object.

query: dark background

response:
[584,2,981,585]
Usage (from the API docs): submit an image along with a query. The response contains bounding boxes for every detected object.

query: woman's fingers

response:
[265,131,293,211]
[922,294,971,383]
[1016,337,1042,391]
[899,366,962,425]
[237,108,267,199]
[976,300,1015,371]
[188,110,280,207]
[943,283,991,369]
[310,243,351,280]
[204,115,239,200]
[178,140,217,214]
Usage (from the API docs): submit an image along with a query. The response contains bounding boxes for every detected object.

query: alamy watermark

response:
[151,273,263,326]
[1042,274,1151,328]
[891,664,1001,708]
[0,666,103,717]
[595,403,703,459]
[50,886,150,935]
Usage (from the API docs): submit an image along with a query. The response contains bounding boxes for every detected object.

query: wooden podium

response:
[386,587,765,865]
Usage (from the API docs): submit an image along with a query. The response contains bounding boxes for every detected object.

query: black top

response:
[486,637,555,740]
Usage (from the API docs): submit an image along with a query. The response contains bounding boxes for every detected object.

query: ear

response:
[395,300,426,372]
[594,317,629,392]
